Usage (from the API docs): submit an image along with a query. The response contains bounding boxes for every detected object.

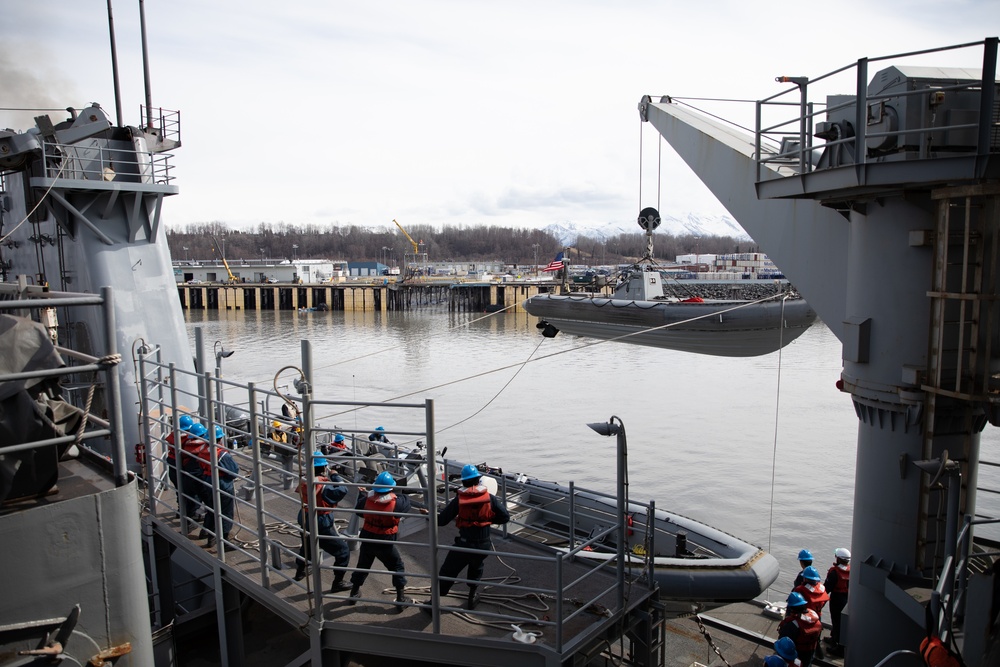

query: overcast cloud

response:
[2,1,995,233]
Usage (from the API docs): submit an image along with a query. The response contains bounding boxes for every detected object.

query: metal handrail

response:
[40,136,175,185]
[754,38,998,181]
[0,286,129,485]
[138,344,648,654]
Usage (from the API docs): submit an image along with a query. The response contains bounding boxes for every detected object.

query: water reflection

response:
[184,308,1000,594]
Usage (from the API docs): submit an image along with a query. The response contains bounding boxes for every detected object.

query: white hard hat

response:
[835,547,851,560]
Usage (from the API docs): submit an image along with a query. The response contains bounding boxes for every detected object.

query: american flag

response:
[542,252,565,272]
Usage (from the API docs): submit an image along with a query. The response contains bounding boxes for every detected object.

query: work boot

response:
[205,536,216,549]
[466,585,479,610]
[293,564,306,581]
[346,585,360,605]
[330,578,352,593]
[394,587,409,613]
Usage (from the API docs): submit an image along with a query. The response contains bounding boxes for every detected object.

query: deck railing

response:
[41,135,175,186]
[0,284,129,485]
[754,38,999,183]
[137,340,656,656]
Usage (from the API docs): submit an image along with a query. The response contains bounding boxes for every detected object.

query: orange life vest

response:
[793,583,830,615]
[780,609,822,652]
[455,486,494,528]
[165,432,189,461]
[827,563,850,594]
[362,492,399,535]
[299,475,334,509]
[920,637,960,667]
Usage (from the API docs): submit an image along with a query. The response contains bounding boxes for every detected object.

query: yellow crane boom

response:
[211,235,238,283]
[393,219,419,255]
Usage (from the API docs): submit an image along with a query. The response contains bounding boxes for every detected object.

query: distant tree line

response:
[165,221,755,266]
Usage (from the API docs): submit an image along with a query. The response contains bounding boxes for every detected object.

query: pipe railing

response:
[0,287,128,485]
[138,344,648,652]
[754,38,998,181]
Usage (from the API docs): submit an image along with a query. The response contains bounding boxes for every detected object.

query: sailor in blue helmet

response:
[194,424,240,549]
[294,451,351,591]
[793,548,814,587]
[793,566,830,618]
[765,653,790,667]
[347,470,428,610]
[773,637,800,666]
[169,419,213,534]
[368,426,390,443]
[425,464,510,611]
[778,591,822,667]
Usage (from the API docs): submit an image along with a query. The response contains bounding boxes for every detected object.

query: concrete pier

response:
[176,282,551,312]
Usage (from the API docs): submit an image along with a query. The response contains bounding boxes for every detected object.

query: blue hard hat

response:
[787,591,807,608]
[333,434,345,443]
[774,637,797,661]
[764,655,787,667]
[375,426,385,432]
[178,414,195,431]
[312,451,328,468]
[214,425,225,441]
[189,422,208,438]
[797,549,813,561]
[373,471,396,493]
[802,565,822,582]
[461,464,482,481]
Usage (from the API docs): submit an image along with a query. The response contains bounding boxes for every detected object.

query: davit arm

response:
[638,96,849,342]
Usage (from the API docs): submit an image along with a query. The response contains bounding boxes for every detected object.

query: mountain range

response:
[542,212,750,247]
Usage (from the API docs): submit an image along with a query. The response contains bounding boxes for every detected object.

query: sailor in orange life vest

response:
[193,424,240,549]
[165,414,203,531]
[792,566,830,619]
[822,548,850,655]
[778,591,823,667]
[430,464,510,610]
[347,471,429,609]
[294,451,351,591]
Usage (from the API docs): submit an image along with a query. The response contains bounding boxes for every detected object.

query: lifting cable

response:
[764,296,788,601]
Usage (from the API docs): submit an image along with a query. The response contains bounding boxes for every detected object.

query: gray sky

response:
[2,1,994,232]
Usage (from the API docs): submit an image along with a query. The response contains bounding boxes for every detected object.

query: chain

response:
[694,614,733,667]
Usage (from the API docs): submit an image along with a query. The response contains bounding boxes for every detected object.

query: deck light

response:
[587,416,627,610]
[214,340,235,374]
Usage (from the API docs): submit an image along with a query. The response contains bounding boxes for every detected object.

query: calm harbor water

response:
[185,306,1000,598]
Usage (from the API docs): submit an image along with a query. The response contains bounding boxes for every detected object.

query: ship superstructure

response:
[640,37,1000,665]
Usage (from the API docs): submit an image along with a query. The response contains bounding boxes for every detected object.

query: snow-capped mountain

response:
[544,213,750,247]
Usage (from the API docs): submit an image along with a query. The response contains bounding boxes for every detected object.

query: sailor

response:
[793,566,830,619]
[270,420,288,444]
[773,637,802,667]
[347,471,429,610]
[195,425,240,549]
[823,548,851,655]
[321,433,348,455]
[428,464,510,610]
[793,548,814,587]
[294,451,351,592]
[167,417,209,533]
[368,426,390,443]
[778,592,822,667]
